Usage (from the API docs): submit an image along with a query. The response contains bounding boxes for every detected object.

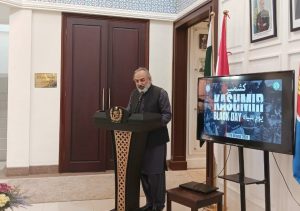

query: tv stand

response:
[218,146,271,211]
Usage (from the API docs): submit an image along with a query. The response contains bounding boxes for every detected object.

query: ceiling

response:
[0,3,10,24]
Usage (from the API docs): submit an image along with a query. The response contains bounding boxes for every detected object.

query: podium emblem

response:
[109,106,123,123]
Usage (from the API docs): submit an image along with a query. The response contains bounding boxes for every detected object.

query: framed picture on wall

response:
[199,34,208,49]
[290,0,300,31]
[250,0,277,43]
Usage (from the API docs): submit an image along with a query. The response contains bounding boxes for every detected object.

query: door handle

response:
[108,88,111,108]
[102,88,105,111]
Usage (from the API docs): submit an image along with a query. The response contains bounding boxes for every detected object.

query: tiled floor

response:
[14,197,197,211]
[0,162,208,211]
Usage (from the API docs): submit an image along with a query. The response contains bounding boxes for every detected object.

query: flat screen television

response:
[197,70,295,155]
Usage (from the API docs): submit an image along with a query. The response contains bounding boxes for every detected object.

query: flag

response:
[215,12,230,207]
[204,23,212,77]
[293,68,300,183]
[216,12,230,76]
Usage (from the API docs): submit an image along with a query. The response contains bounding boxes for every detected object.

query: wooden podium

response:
[94,108,162,211]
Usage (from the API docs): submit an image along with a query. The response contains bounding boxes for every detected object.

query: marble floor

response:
[0,162,209,211]
[13,197,206,211]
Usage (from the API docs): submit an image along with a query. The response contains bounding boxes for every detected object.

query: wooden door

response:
[106,20,148,168]
[60,16,108,172]
[60,14,149,172]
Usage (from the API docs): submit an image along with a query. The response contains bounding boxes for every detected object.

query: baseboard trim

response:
[5,166,29,176]
[29,165,59,174]
[168,160,187,170]
[5,165,59,176]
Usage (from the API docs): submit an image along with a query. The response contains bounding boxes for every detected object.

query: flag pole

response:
[223,9,229,211]
[210,12,215,76]
[206,11,216,189]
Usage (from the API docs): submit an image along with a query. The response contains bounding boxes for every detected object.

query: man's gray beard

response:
[138,82,151,93]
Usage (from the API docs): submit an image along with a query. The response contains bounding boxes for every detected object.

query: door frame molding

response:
[169,0,218,171]
[59,13,149,173]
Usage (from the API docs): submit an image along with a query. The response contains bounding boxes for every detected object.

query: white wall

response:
[7,9,61,167]
[6,12,173,167]
[216,0,300,210]
[149,20,173,159]
[7,8,32,167]
[0,25,9,75]
[30,11,61,166]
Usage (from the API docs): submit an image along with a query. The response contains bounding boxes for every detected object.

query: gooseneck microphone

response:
[138,91,144,101]
[134,91,144,113]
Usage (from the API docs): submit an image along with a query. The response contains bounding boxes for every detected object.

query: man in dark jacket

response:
[127,67,171,211]
[256,0,270,33]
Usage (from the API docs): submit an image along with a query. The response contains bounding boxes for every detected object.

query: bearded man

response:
[127,67,171,211]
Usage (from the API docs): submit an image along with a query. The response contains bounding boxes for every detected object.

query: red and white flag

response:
[294,66,300,183]
[216,12,230,76]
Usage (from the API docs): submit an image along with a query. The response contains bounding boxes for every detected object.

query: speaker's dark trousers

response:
[141,142,167,210]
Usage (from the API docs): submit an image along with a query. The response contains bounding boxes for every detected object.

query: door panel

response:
[108,21,147,109]
[71,25,102,162]
[61,16,108,172]
[105,21,148,169]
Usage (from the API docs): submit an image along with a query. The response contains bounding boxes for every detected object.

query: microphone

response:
[138,91,144,101]
[134,91,144,113]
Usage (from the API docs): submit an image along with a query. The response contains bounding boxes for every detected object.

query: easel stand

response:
[218,146,271,211]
